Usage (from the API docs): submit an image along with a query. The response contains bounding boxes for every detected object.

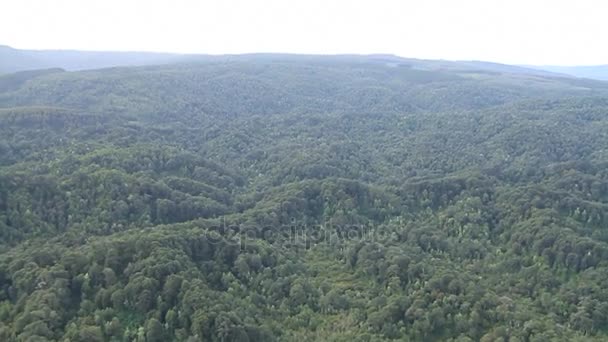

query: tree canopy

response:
[1,55,608,341]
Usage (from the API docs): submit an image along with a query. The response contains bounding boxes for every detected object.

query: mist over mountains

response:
[528,65,608,81]
[0,45,188,73]
[2,44,607,81]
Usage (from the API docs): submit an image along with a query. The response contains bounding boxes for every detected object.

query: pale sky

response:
[0,0,606,66]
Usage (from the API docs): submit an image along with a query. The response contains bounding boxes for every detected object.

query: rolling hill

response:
[1,54,608,341]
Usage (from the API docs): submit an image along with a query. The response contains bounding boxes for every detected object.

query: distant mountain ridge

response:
[3,44,608,83]
[0,45,190,73]
[528,65,608,81]
[0,45,583,80]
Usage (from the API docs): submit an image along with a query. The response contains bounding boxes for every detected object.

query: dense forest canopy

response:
[1,55,608,341]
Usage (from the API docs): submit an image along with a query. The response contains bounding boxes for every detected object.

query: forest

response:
[1,55,608,341]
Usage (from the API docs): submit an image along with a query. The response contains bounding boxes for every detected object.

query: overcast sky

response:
[1,0,606,66]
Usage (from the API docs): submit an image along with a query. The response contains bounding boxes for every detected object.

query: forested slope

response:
[1,56,608,341]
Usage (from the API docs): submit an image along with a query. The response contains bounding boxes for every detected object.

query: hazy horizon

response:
[3,44,608,68]
[1,0,607,67]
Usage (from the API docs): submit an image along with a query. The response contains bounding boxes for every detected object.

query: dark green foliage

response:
[0,55,608,341]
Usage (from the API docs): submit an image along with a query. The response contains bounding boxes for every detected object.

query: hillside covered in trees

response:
[1,55,608,341]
